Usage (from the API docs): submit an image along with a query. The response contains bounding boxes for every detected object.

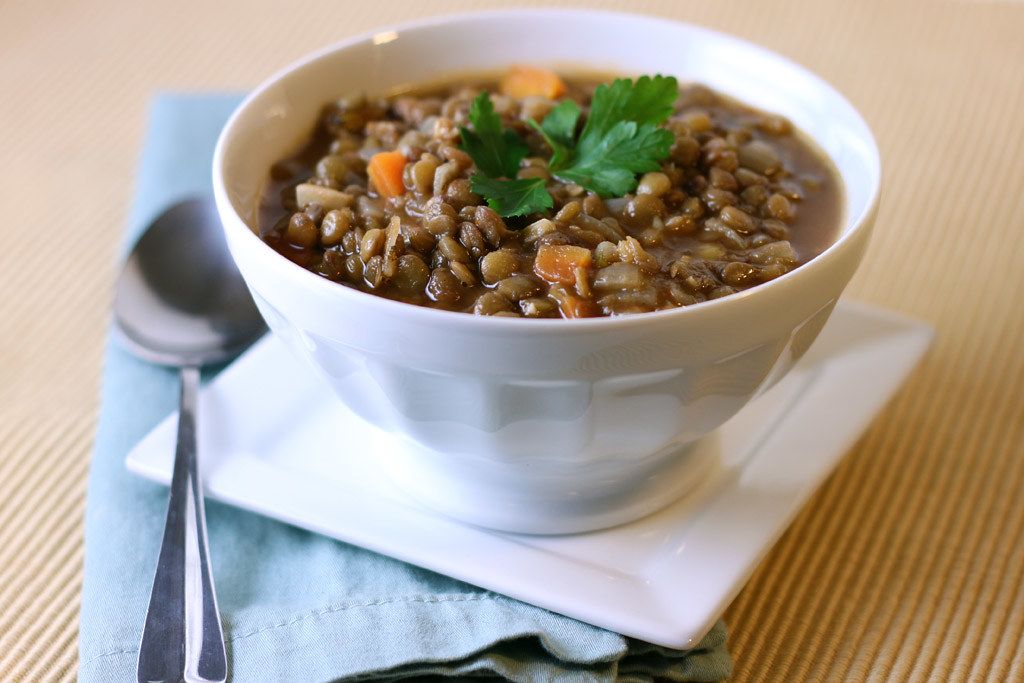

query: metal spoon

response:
[114,198,265,683]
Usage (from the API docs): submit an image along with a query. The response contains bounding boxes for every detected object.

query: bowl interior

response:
[218,10,879,245]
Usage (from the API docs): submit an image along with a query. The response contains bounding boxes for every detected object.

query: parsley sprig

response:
[469,175,554,217]
[460,93,553,217]
[459,74,678,218]
[459,93,529,178]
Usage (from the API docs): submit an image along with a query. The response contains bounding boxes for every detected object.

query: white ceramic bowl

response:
[213,10,880,534]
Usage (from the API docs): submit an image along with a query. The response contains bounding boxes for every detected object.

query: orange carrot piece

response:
[534,244,592,285]
[559,296,595,319]
[368,150,408,198]
[500,65,567,99]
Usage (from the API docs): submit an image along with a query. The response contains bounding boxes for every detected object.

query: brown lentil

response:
[450,260,477,286]
[479,250,519,284]
[636,172,671,197]
[391,253,431,294]
[719,206,758,234]
[495,275,540,301]
[285,212,318,248]
[766,193,796,221]
[320,208,353,246]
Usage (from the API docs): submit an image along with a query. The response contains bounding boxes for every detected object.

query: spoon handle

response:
[138,366,227,683]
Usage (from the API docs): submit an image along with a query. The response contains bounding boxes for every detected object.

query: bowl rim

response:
[212,7,880,333]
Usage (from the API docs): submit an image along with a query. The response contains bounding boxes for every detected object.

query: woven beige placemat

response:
[1,0,1021,680]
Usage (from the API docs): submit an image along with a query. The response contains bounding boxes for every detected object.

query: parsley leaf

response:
[459,92,550,217]
[555,121,674,196]
[575,75,678,157]
[459,92,529,178]
[540,100,581,146]
[547,74,678,196]
[470,175,553,217]
[529,100,580,169]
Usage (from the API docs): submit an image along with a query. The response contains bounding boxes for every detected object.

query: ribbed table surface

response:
[1,1,1022,680]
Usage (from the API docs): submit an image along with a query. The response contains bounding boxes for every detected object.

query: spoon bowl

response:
[114,198,265,367]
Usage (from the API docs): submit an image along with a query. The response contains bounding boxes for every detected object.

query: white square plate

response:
[126,301,932,648]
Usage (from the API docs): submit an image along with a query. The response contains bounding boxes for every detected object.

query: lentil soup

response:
[259,69,843,318]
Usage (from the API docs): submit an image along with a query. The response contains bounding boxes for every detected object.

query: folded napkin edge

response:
[80,591,723,681]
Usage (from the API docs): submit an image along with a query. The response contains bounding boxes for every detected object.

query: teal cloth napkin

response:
[78,93,732,682]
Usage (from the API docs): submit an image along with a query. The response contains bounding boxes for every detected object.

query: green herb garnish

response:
[529,100,580,169]
[459,92,529,179]
[469,175,553,217]
[459,75,678,218]
[459,92,543,217]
